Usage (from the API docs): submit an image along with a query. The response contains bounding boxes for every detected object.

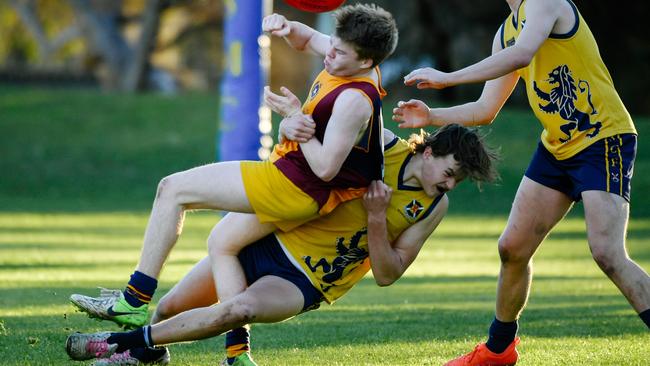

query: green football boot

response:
[70,288,149,329]
[220,353,258,366]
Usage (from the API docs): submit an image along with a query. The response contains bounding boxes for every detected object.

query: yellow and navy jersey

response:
[501,0,636,160]
[276,137,444,304]
[271,67,386,215]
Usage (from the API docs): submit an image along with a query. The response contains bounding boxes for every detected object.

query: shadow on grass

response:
[2,274,644,337]
[0,274,607,305]
[0,257,207,271]
[0,272,645,365]
[0,299,642,357]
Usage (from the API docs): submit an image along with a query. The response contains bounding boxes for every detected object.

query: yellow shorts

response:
[240,160,320,231]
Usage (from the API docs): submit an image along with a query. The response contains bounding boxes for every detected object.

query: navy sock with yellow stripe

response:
[123,271,157,308]
[225,327,250,364]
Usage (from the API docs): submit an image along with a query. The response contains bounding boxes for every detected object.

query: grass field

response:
[0,86,649,365]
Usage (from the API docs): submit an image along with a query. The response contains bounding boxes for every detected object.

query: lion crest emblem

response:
[303,228,368,292]
[533,65,601,143]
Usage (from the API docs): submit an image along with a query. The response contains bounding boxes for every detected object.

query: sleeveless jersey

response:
[501,0,636,160]
[271,67,386,215]
[276,137,445,303]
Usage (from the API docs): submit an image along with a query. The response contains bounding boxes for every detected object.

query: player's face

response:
[420,150,462,197]
[324,36,370,76]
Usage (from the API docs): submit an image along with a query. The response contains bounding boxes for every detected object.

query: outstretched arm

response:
[393,28,520,128]
[403,0,559,89]
[363,181,449,286]
[263,13,329,56]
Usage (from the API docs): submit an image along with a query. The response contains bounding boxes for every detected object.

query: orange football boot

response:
[444,337,520,366]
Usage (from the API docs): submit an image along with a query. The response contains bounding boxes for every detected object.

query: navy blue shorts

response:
[525,134,636,202]
[238,234,324,312]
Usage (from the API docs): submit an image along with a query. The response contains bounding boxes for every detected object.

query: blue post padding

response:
[217,0,263,161]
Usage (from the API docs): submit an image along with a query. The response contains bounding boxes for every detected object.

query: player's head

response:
[325,4,398,75]
[409,124,499,195]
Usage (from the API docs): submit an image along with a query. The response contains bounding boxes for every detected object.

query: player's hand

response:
[263,13,290,37]
[279,114,316,143]
[264,86,302,118]
[363,180,392,216]
[392,99,432,128]
[404,67,451,89]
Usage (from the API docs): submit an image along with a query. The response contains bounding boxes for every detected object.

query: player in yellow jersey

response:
[392,0,650,364]
[69,3,398,335]
[64,125,499,365]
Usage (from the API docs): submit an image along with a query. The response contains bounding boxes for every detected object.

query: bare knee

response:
[207,229,229,256]
[213,297,258,328]
[154,292,183,321]
[591,246,623,277]
[155,175,179,202]
[207,228,239,257]
[498,235,532,266]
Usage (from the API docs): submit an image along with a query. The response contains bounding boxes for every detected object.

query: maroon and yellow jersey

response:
[271,67,386,215]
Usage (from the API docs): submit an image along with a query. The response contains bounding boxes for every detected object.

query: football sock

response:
[640,309,650,329]
[124,271,158,307]
[486,317,518,354]
[107,325,153,353]
[130,346,167,362]
[225,327,250,364]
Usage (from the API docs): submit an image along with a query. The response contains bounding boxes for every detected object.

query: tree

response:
[9,0,163,91]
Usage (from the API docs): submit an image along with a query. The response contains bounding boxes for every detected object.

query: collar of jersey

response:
[397,153,423,191]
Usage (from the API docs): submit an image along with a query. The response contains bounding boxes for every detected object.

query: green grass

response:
[0,85,649,365]
[1,84,649,215]
[0,212,648,365]
[0,85,218,211]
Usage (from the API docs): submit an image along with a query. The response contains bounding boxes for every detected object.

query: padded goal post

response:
[217,0,273,161]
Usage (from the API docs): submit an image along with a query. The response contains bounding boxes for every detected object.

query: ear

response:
[423,146,433,159]
[359,58,373,69]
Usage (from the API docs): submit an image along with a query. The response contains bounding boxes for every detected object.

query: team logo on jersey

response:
[506,37,516,47]
[309,81,321,100]
[533,64,601,143]
[404,199,424,219]
[303,228,368,292]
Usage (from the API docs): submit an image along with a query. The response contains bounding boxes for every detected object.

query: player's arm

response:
[392,27,520,128]
[263,13,329,56]
[299,89,372,181]
[404,0,558,89]
[363,181,449,286]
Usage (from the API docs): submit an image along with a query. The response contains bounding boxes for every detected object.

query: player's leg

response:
[207,213,276,304]
[489,143,574,355]
[70,161,252,327]
[66,276,305,361]
[582,190,650,327]
[494,176,572,322]
[205,213,276,365]
[90,256,217,366]
[444,176,573,366]
[155,275,303,344]
[137,161,253,279]
[152,256,218,323]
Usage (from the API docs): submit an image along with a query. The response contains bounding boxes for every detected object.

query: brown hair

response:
[408,124,500,186]
[333,3,398,67]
